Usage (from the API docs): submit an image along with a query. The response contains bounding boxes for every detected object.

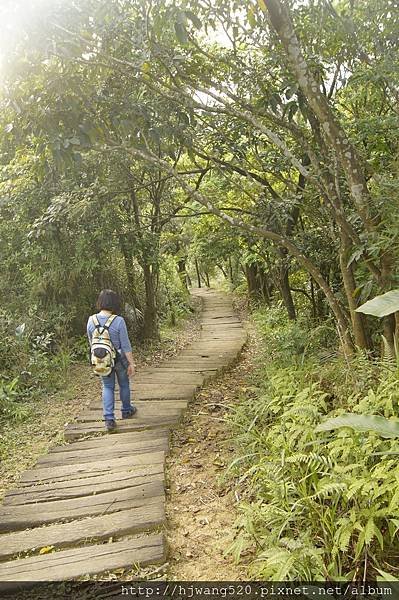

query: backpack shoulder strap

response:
[91,314,100,328]
[104,314,117,329]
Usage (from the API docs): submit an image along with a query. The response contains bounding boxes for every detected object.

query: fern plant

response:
[225,307,399,580]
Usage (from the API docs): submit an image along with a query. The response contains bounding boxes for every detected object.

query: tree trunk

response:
[381,252,396,355]
[339,231,370,350]
[195,258,201,288]
[278,248,296,320]
[142,264,159,341]
[245,264,258,300]
[217,263,227,278]
[118,235,142,311]
[177,258,188,289]
[228,256,234,284]
[382,314,396,357]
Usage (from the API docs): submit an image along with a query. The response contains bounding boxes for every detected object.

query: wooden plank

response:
[0,484,164,532]
[4,464,164,505]
[0,504,165,561]
[153,360,223,367]
[76,406,183,423]
[43,429,169,454]
[132,383,199,390]
[37,438,169,467]
[0,534,165,588]
[21,451,165,485]
[64,416,178,441]
[135,374,204,384]
[84,400,187,413]
[87,398,188,410]
[135,389,195,399]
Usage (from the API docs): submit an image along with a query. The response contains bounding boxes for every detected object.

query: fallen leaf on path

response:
[39,545,54,555]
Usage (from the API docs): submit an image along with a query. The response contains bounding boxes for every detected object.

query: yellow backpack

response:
[90,314,117,376]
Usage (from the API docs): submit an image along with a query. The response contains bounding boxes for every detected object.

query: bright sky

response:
[0,0,232,73]
[0,0,54,69]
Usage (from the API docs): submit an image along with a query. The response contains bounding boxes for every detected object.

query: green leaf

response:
[355,289,399,317]
[316,413,399,438]
[375,568,398,581]
[364,517,375,545]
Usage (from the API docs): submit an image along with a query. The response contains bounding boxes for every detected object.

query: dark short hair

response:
[96,289,121,314]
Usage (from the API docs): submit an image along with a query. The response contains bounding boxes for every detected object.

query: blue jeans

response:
[101,361,132,421]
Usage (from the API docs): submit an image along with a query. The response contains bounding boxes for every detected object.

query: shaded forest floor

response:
[0,301,202,501]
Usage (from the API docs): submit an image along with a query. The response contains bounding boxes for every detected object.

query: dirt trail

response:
[165,342,256,580]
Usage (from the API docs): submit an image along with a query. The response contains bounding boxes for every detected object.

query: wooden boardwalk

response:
[0,289,246,590]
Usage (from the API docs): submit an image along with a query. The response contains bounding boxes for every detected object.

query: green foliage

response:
[226,309,399,579]
[0,378,30,424]
[159,255,191,326]
[252,306,337,366]
[317,413,399,439]
[356,289,399,318]
[0,305,77,428]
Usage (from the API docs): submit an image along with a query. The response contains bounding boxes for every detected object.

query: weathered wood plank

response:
[42,429,169,454]
[132,383,199,390]
[4,464,164,504]
[0,504,165,561]
[37,439,169,467]
[0,534,165,587]
[21,452,165,484]
[65,416,178,441]
[133,390,193,400]
[87,398,188,411]
[135,374,204,384]
[76,405,183,423]
[0,485,164,532]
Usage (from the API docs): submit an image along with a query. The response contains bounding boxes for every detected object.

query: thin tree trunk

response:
[129,188,160,341]
[339,231,370,349]
[310,278,317,319]
[118,235,142,311]
[228,256,234,284]
[177,258,188,289]
[245,264,258,300]
[142,264,159,341]
[195,258,201,288]
[278,248,296,320]
[217,264,227,278]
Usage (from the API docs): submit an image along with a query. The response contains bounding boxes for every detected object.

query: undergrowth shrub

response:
[0,306,74,425]
[226,307,399,580]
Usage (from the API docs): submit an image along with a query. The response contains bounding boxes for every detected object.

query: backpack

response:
[90,314,117,376]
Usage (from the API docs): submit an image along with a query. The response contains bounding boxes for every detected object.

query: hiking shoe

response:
[122,406,137,419]
[105,419,117,432]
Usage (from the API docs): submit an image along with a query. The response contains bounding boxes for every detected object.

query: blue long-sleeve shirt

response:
[86,313,132,353]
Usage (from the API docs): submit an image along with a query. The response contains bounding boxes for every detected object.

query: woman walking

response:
[87,289,136,432]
